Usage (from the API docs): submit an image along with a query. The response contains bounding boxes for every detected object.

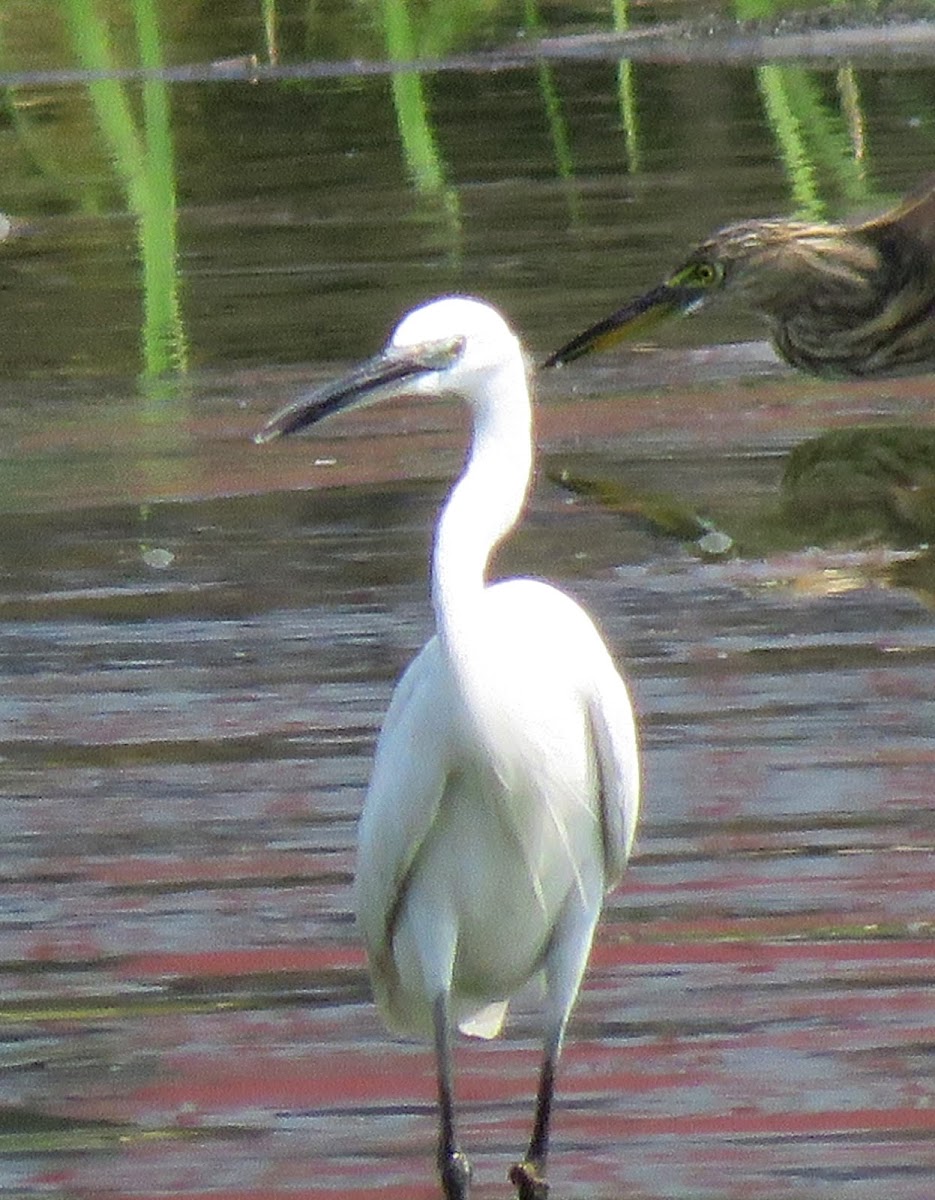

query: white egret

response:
[256,296,640,1200]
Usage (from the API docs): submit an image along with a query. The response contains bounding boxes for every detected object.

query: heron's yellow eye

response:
[669,260,723,290]
[692,261,722,287]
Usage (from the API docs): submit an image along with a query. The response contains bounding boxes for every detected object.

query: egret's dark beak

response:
[255,335,464,444]
[543,283,705,368]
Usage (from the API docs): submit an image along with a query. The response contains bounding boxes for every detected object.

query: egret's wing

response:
[588,664,641,887]
[354,637,455,963]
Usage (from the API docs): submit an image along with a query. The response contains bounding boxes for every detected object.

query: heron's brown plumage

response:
[545,180,935,378]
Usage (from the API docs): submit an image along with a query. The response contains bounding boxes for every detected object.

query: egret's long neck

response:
[431,357,532,650]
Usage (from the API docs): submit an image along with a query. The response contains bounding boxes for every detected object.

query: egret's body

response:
[361,577,636,1044]
[257,296,640,1200]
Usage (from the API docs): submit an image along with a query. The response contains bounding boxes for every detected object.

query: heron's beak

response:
[255,335,464,444]
[543,283,704,368]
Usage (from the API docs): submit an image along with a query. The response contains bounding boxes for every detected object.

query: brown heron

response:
[545,179,935,378]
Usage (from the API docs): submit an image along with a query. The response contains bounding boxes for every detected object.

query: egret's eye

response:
[406,334,466,372]
[429,334,467,370]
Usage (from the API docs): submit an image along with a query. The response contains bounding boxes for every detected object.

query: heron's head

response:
[544,216,871,367]
[692,219,879,311]
[255,296,522,444]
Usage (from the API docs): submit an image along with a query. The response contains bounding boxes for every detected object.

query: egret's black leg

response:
[434,994,471,1200]
[509,1033,560,1200]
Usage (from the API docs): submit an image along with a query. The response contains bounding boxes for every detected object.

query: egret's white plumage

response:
[257,296,640,1200]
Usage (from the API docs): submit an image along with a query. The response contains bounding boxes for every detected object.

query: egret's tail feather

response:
[457,999,509,1040]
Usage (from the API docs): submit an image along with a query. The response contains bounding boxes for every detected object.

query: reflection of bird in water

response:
[257,296,640,1200]
[782,424,935,543]
[546,179,935,378]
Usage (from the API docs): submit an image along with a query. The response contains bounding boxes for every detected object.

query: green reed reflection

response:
[523,0,581,222]
[380,0,462,250]
[263,0,280,64]
[611,0,641,171]
[756,63,869,219]
[382,0,448,194]
[756,64,824,216]
[734,1,871,218]
[63,0,188,387]
[62,0,191,549]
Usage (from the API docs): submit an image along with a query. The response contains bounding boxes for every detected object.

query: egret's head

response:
[255,296,521,443]
[392,296,521,387]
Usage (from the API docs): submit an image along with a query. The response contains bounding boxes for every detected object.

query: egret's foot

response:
[439,1148,472,1200]
[508,1159,549,1200]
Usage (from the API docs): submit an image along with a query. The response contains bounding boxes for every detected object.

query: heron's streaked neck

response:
[432,358,532,650]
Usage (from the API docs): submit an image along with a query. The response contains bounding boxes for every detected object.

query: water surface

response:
[0,7,933,1199]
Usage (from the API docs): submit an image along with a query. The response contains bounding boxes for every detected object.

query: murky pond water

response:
[0,5,934,1199]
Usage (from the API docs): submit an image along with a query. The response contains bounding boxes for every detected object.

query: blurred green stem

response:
[735,1,868,217]
[262,0,279,63]
[756,64,823,218]
[836,65,865,165]
[380,0,461,251]
[383,0,446,193]
[63,0,187,387]
[756,63,869,219]
[523,0,579,221]
[132,0,188,381]
[611,0,640,171]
